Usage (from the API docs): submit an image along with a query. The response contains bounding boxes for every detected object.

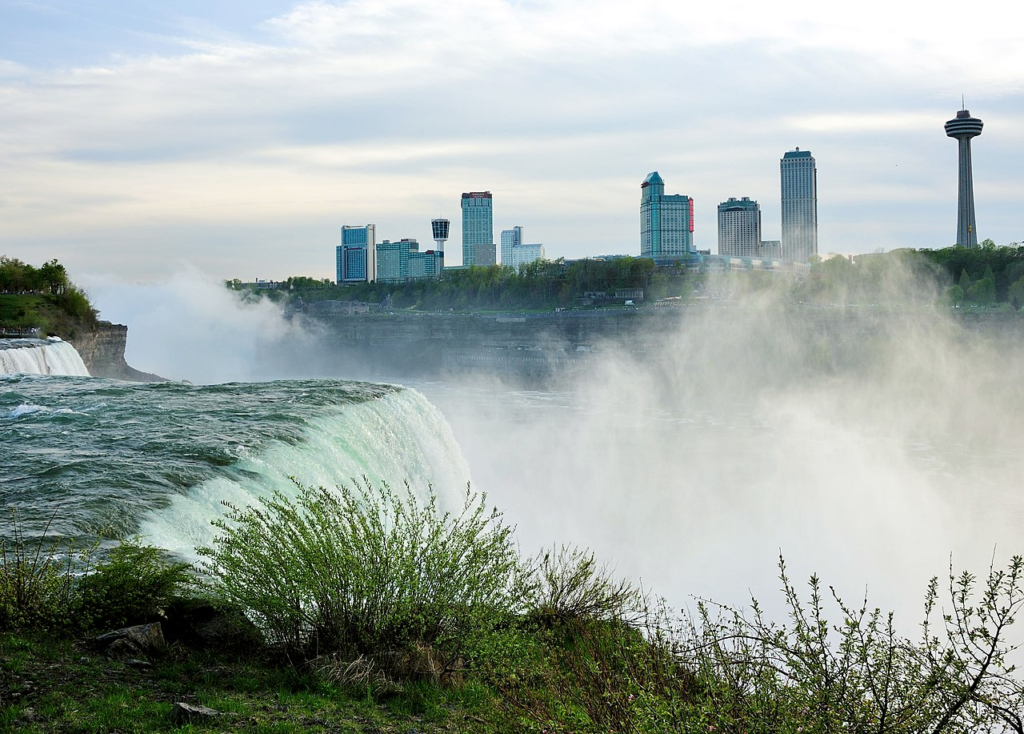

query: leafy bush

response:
[0,509,81,631]
[198,479,523,677]
[0,509,193,634]
[76,538,193,630]
[527,545,647,628]
[675,555,1024,733]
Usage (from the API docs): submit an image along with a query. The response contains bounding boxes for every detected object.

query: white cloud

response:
[0,0,1022,277]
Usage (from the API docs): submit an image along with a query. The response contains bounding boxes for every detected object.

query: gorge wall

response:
[308,306,1024,384]
[70,321,164,382]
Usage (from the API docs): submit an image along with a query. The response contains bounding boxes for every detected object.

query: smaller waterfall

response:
[0,339,91,376]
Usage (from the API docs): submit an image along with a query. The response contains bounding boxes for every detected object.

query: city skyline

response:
[0,1,1021,282]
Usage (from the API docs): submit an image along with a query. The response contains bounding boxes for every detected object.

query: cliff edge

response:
[70,321,167,382]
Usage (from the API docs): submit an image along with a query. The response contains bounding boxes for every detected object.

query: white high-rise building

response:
[501,226,522,266]
[717,197,761,258]
[511,243,544,270]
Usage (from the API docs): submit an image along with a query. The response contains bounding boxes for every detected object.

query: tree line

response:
[232,243,1024,312]
[0,256,98,334]
[250,256,662,311]
[0,256,72,295]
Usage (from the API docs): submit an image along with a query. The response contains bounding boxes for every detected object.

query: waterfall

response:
[138,386,472,560]
[0,339,91,376]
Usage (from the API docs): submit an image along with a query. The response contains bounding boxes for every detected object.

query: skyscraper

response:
[640,172,694,259]
[461,192,494,267]
[500,226,522,266]
[337,224,376,283]
[945,108,984,248]
[718,197,762,258]
[780,149,817,262]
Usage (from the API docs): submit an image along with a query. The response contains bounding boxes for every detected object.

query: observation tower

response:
[431,218,449,254]
[944,107,983,248]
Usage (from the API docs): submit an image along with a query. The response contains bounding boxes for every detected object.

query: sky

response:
[0,0,1022,282]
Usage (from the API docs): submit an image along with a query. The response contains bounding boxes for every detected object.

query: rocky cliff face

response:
[70,321,165,382]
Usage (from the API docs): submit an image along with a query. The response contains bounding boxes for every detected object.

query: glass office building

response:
[461,192,494,267]
[337,224,376,283]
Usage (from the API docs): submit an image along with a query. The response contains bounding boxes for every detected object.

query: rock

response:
[20,707,39,722]
[69,322,167,382]
[94,622,166,656]
[171,702,223,724]
[105,637,142,660]
[162,598,262,654]
[124,658,152,669]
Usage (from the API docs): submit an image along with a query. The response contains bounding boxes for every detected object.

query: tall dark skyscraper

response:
[945,108,984,248]
[780,148,817,262]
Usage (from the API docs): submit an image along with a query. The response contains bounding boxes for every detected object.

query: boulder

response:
[93,622,166,657]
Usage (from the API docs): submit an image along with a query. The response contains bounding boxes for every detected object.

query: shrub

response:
[198,479,523,677]
[677,555,1024,733]
[526,545,648,628]
[76,538,193,630]
[0,509,81,631]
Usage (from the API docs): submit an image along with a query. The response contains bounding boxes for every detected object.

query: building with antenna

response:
[780,149,817,262]
[945,106,984,248]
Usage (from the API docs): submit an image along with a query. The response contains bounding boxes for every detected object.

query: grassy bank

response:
[3,485,1024,732]
[0,633,502,732]
[0,292,97,340]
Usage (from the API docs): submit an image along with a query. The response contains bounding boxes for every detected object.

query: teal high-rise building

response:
[780,149,817,262]
[640,172,693,259]
[461,191,494,267]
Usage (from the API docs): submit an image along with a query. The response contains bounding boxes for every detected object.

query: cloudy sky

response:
[0,0,1021,281]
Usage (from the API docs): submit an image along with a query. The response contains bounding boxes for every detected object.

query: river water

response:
[3,298,1023,623]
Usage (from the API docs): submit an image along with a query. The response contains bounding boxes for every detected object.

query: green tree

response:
[959,268,971,292]
[966,277,996,306]
[1009,276,1024,310]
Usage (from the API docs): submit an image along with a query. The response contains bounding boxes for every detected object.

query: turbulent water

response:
[0,373,471,560]
[3,300,1024,622]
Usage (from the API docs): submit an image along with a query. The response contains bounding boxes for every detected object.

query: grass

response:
[7,493,1024,732]
[0,631,555,732]
[0,292,97,339]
